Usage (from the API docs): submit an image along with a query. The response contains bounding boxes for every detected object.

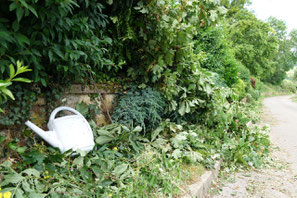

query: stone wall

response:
[30,84,118,127]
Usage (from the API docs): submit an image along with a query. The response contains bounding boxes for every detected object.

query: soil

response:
[208,95,297,198]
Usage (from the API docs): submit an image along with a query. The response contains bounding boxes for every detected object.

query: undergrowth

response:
[0,87,270,198]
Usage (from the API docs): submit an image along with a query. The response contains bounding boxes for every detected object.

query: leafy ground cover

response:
[0,87,270,197]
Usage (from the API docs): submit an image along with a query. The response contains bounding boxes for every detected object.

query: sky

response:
[249,0,297,32]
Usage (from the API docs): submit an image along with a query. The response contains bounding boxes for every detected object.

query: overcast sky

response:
[249,0,297,32]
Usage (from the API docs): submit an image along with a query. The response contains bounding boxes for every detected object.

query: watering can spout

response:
[25,120,61,149]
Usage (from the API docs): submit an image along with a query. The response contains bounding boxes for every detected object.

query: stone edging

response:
[182,161,221,198]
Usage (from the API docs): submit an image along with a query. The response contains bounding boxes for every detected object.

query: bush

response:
[238,64,251,90]
[281,80,296,93]
[232,78,246,100]
[247,89,261,102]
[112,86,166,133]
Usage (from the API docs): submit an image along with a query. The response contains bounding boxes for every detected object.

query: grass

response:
[290,95,297,103]
[182,163,206,185]
[261,83,294,98]
[176,163,206,196]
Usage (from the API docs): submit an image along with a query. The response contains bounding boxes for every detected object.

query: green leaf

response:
[2,173,24,185]
[9,2,18,11]
[75,102,88,116]
[113,164,128,177]
[12,78,31,83]
[95,136,114,145]
[48,51,53,62]
[73,156,84,167]
[151,126,164,141]
[97,130,114,138]
[9,64,15,79]
[0,87,15,100]
[16,146,27,154]
[16,8,24,22]
[178,101,186,116]
[12,20,20,32]
[172,149,182,159]
[185,102,191,114]
[0,81,12,87]
[0,135,5,143]
[22,168,41,177]
[40,78,47,87]
[205,84,212,95]
[132,126,142,133]
[27,5,38,18]
[16,33,30,46]
[28,193,46,198]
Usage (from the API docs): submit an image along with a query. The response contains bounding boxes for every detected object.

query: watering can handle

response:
[49,106,87,122]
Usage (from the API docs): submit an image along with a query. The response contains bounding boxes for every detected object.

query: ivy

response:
[0,0,116,85]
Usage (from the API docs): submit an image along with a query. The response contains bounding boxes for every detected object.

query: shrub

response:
[247,89,261,102]
[281,80,296,93]
[112,86,166,133]
[238,64,251,90]
[232,78,246,100]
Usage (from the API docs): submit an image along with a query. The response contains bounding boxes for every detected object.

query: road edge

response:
[182,161,221,198]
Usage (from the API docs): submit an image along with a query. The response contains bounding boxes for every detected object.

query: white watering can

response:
[25,106,95,153]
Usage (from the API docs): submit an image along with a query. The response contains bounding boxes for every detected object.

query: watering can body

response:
[25,106,95,153]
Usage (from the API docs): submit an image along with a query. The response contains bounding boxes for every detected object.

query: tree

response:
[266,17,296,84]
[193,25,239,87]
[220,0,251,18]
[289,29,297,62]
[227,11,278,80]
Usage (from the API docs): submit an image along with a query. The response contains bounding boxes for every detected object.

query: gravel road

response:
[209,95,297,198]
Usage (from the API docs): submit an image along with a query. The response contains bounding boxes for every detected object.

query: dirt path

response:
[208,95,297,198]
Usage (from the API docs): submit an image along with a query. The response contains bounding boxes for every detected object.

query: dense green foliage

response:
[227,11,279,80]
[0,0,114,85]
[0,0,296,197]
[194,26,239,86]
[266,17,297,84]
[0,61,31,112]
[0,92,270,197]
